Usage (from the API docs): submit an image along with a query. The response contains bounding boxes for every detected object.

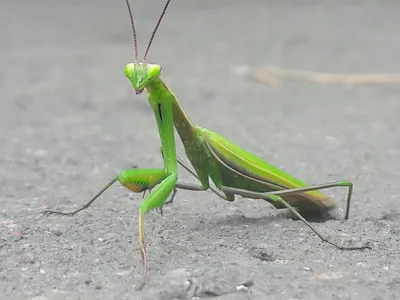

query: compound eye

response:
[147,64,162,81]
[124,63,135,79]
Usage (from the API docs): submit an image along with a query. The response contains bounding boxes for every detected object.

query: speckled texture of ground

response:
[1,1,400,299]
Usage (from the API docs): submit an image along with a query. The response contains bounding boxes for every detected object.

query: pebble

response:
[52,230,63,236]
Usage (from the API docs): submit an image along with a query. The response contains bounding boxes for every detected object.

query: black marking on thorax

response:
[158,103,163,123]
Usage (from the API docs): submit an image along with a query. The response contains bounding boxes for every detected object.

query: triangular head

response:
[123,0,171,95]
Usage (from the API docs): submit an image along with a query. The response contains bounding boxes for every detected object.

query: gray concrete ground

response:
[1,1,400,299]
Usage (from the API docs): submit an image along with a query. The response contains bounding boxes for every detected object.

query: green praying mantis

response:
[45,0,371,282]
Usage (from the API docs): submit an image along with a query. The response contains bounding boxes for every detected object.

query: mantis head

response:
[124,0,170,95]
[124,63,162,95]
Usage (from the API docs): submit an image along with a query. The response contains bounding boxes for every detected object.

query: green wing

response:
[202,129,335,209]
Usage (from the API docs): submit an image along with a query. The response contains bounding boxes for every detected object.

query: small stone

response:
[52,230,63,236]
[248,247,274,261]
[237,280,254,291]
[236,285,249,292]
[356,262,368,268]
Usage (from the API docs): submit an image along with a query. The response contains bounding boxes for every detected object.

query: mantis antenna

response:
[125,0,172,62]
[125,0,138,61]
[143,0,172,61]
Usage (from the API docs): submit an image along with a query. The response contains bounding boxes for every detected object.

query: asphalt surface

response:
[1,1,400,299]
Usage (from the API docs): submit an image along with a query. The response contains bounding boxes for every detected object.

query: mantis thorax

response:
[124,62,162,94]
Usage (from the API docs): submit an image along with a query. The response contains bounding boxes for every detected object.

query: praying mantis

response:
[45,0,371,283]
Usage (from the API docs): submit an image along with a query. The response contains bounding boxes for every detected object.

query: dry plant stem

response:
[256,65,400,85]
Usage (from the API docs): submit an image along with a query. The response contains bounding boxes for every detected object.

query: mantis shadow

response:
[206,207,338,231]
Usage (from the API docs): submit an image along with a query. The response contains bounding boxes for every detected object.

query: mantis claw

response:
[163,199,173,205]
[154,204,164,216]
[154,187,177,216]
[163,187,177,205]
[142,188,153,199]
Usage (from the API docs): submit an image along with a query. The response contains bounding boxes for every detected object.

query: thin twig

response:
[256,65,400,86]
